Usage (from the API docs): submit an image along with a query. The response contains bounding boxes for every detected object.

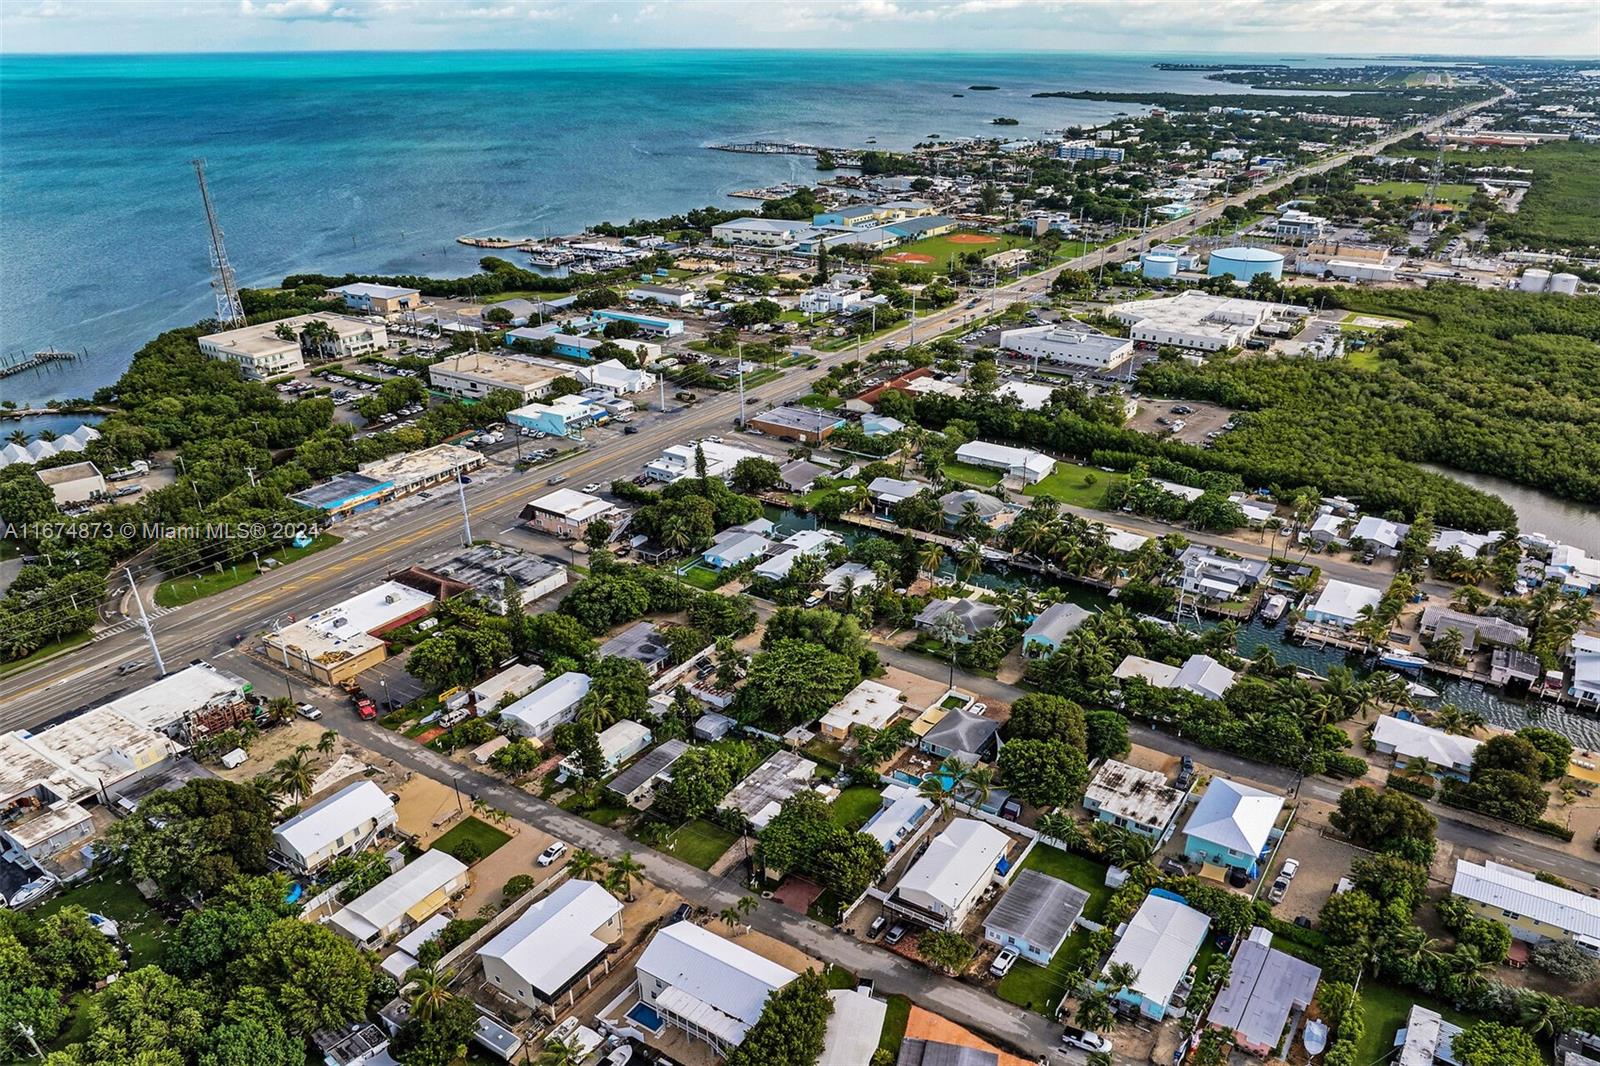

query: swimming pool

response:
[626,1002,664,1034]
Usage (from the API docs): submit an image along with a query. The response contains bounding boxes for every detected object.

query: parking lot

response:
[1125,396,1237,446]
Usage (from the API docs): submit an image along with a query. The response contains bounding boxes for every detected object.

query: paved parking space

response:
[1125,396,1237,446]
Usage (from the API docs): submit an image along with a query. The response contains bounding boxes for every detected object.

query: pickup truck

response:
[354,698,377,721]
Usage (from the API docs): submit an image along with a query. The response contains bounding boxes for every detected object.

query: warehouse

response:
[1109,291,1304,352]
[329,282,422,316]
[710,217,814,246]
[953,440,1055,484]
[507,394,606,438]
[627,284,699,309]
[590,309,684,337]
[746,405,845,444]
[997,325,1136,371]
[427,353,567,402]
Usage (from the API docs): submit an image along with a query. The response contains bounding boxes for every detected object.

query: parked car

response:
[1279,858,1300,881]
[666,903,694,926]
[582,483,602,493]
[1060,1026,1113,1053]
[1267,877,1290,904]
[623,425,639,435]
[867,915,887,940]
[1175,755,1195,790]
[989,947,1018,977]
[295,703,323,721]
[883,922,907,946]
[537,841,568,867]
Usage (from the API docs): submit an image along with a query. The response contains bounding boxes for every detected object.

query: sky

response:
[1,0,1596,56]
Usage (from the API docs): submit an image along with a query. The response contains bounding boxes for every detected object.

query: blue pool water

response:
[626,1003,664,1033]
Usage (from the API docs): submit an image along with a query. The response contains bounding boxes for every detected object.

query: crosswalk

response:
[94,605,173,641]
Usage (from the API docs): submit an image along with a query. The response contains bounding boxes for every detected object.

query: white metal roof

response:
[478,880,622,996]
[1372,715,1482,769]
[1105,893,1210,1006]
[821,680,904,735]
[1451,859,1600,939]
[332,282,419,299]
[1309,579,1383,625]
[822,989,887,1066]
[1113,655,1180,688]
[1172,654,1237,701]
[528,488,613,523]
[97,662,249,733]
[896,819,1010,913]
[330,849,467,942]
[862,785,932,851]
[636,922,796,1046]
[501,671,591,736]
[472,663,546,708]
[274,781,395,858]
[1183,778,1283,857]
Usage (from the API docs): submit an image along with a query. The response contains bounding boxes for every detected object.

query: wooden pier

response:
[0,348,78,379]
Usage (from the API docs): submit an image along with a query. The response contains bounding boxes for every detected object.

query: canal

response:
[1419,462,1600,556]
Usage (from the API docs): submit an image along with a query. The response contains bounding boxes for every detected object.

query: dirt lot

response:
[1261,806,1366,924]
[1125,396,1237,447]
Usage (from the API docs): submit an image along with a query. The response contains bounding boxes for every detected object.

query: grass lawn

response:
[677,562,726,590]
[36,875,169,969]
[1343,349,1382,371]
[941,460,1002,488]
[155,533,340,608]
[560,790,632,827]
[1024,462,1122,509]
[878,230,1035,269]
[1359,180,1478,205]
[430,816,512,864]
[477,290,571,305]
[831,785,885,831]
[823,964,857,990]
[1355,982,1477,1065]
[795,393,845,410]
[666,818,739,870]
[743,367,782,388]
[1020,844,1113,922]
[879,994,912,1060]
[997,949,1080,1016]
[0,631,93,678]
[777,309,808,324]
[47,993,96,1053]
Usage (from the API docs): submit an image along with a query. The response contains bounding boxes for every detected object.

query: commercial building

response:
[198,314,386,379]
[747,405,845,444]
[1451,859,1600,949]
[560,720,652,778]
[329,849,470,948]
[507,394,605,438]
[500,671,591,741]
[819,679,905,740]
[573,359,657,396]
[1182,777,1284,873]
[1058,141,1125,163]
[479,879,624,1018]
[884,215,958,239]
[590,309,684,337]
[288,472,390,519]
[329,283,422,316]
[997,325,1137,371]
[798,288,864,315]
[357,443,484,499]
[519,488,618,538]
[627,284,698,309]
[1102,894,1210,1020]
[886,819,1010,930]
[413,545,567,610]
[953,440,1055,484]
[1023,602,1091,659]
[1082,759,1186,841]
[263,580,435,686]
[427,353,566,403]
[1371,715,1481,780]
[710,217,815,246]
[720,750,817,830]
[644,440,764,483]
[1109,291,1304,352]
[1206,928,1322,1055]
[1304,579,1384,629]
[272,781,398,875]
[37,462,105,507]
[983,869,1088,966]
[550,333,662,364]
[1272,209,1327,239]
[634,922,798,1053]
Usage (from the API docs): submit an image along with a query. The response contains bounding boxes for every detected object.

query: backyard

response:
[1353,982,1477,1065]
[1024,462,1123,509]
[662,817,739,870]
[677,562,728,591]
[1020,844,1113,922]
[831,785,885,831]
[995,844,1117,1015]
[36,875,169,969]
[430,816,513,863]
[941,460,1003,488]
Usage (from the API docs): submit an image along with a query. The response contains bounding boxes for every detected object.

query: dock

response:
[708,141,864,166]
[0,348,79,379]
[456,236,539,249]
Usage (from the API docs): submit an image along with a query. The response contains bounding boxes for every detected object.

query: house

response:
[627,284,698,309]
[1177,546,1268,603]
[886,819,1010,930]
[1419,606,1530,652]
[379,911,451,982]
[198,313,386,379]
[1451,859,1600,949]
[719,750,817,829]
[919,707,1001,764]
[598,621,678,677]
[574,359,658,396]
[1171,654,1238,701]
[519,488,618,538]
[1371,715,1482,779]
[820,561,880,601]
[500,671,591,740]
[915,598,1005,642]
[1303,512,1349,549]
[702,521,775,571]
[560,720,653,778]
[37,461,106,507]
[860,414,905,437]
[1304,579,1383,628]
[1351,515,1409,556]
[272,781,398,875]
[1182,778,1284,873]
[752,528,840,582]
[507,395,605,438]
[634,922,797,1052]
[644,440,765,483]
[263,581,435,686]
[820,679,905,740]
[953,440,1055,485]
[983,870,1088,965]
[479,879,624,1019]
[747,406,845,444]
[1113,655,1181,689]
[1082,759,1186,842]
[821,988,887,1066]
[608,739,690,807]
[1570,633,1600,705]
[1206,928,1322,1055]
[778,459,828,494]
[939,489,1009,530]
[693,713,737,743]
[1432,528,1497,558]
[329,849,470,948]
[861,783,933,854]
[1394,1004,1463,1066]
[1023,603,1091,658]
[329,282,421,315]
[868,476,925,512]
[1102,893,1211,1020]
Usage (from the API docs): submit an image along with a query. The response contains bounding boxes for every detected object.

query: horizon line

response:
[3,45,1595,59]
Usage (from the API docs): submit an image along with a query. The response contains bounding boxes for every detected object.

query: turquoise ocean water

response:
[4,49,1333,401]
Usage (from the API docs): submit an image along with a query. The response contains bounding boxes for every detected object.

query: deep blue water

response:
[6,49,1333,402]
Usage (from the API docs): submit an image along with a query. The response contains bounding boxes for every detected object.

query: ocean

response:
[3,49,1336,402]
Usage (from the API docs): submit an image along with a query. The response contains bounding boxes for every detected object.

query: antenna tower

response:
[1421,140,1447,238]
[191,159,246,328]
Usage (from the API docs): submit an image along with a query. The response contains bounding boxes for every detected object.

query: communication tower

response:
[191,159,246,328]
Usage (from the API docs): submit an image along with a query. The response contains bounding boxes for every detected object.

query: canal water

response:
[1419,462,1600,556]
[768,506,1600,749]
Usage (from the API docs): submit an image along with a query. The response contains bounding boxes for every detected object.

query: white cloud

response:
[238,0,363,21]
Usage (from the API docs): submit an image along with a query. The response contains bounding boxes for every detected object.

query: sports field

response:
[878,230,1034,268]
[1359,180,1477,205]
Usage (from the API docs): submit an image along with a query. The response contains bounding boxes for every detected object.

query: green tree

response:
[0,924,70,1056]
[237,918,372,1033]
[1005,693,1087,749]
[198,986,304,1066]
[1329,785,1436,859]
[738,639,861,728]
[51,965,213,1064]
[1451,1021,1542,1066]
[1084,709,1131,761]
[406,632,471,691]
[578,656,651,732]
[1513,726,1573,781]
[725,969,834,1066]
[523,612,598,664]
[391,995,480,1066]
[488,737,542,778]
[32,906,123,990]
[920,931,976,975]
[731,457,783,494]
[100,778,274,900]
[997,739,1089,808]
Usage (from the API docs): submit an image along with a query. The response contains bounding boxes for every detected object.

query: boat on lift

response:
[1378,648,1428,672]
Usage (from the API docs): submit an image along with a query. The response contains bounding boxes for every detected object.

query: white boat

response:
[87,913,121,940]
[1378,648,1428,671]
[1302,1019,1328,1055]
[1260,594,1289,624]
[1405,680,1441,700]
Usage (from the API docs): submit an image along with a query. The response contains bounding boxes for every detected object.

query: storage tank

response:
[1550,272,1580,296]
[1519,268,1551,293]
[1207,246,1284,282]
[1140,252,1180,279]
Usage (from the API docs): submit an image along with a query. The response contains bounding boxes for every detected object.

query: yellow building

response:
[1451,859,1600,952]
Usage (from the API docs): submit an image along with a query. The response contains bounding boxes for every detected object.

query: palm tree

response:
[930,611,966,689]
[606,852,645,901]
[274,750,315,802]
[953,540,984,584]
[1074,984,1115,1033]
[538,1036,585,1066]
[918,542,945,583]
[719,905,742,931]
[316,730,338,754]
[1036,812,1086,852]
[251,773,286,806]
[263,696,297,728]
[1100,827,1156,878]
[568,848,604,882]
[405,963,456,1021]
[1390,926,1443,971]
[959,765,994,813]
[1518,990,1568,1039]
[1104,961,1141,997]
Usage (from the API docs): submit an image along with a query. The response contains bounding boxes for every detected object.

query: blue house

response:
[1181,778,1284,874]
[700,519,775,571]
[1021,602,1090,659]
[1101,893,1210,1020]
[813,205,881,228]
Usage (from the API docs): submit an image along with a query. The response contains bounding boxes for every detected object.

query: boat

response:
[87,913,120,940]
[1406,680,1441,700]
[1260,594,1289,624]
[1302,1019,1328,1056]
[1378,648,1428,671]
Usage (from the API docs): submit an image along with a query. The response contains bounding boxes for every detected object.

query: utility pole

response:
[456,468,474,545]
[125,567,166,677]
[736,342,747,427]
[658,373,669,415]
[908,290,916,345]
